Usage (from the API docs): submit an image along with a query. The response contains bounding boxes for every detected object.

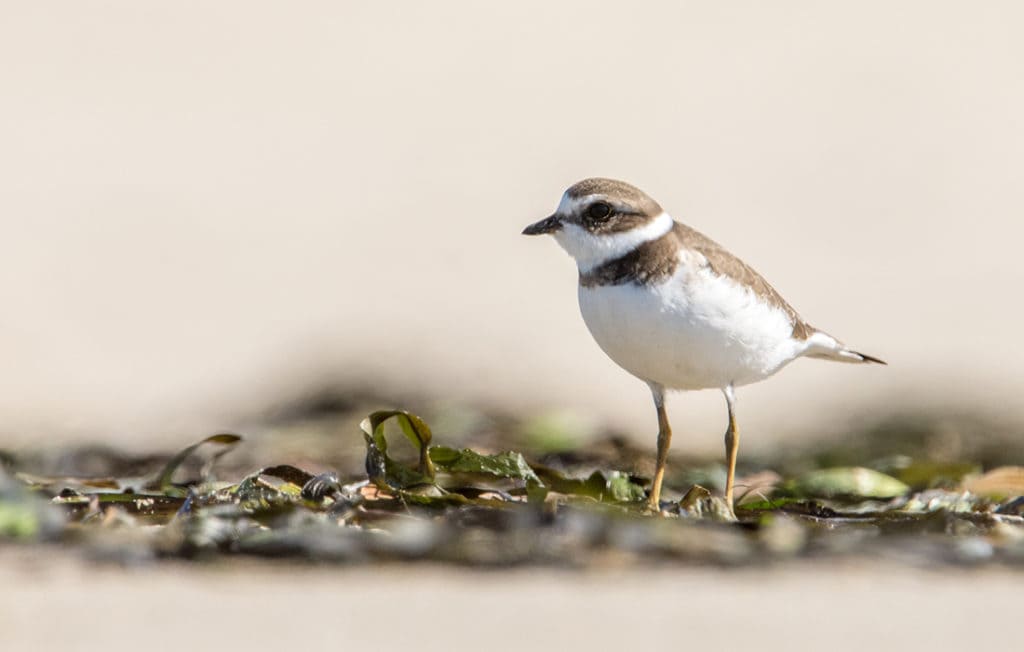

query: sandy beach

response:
[1,547,1019,652]
[2,4,1023,647]
[2,1,1023,452]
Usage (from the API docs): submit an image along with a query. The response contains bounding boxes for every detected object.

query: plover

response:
[523,178,884,512]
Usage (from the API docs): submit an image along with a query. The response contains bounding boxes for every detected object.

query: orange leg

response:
[723,384,739,513]
[648,383,672,510]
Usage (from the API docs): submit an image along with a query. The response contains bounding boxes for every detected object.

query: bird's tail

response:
[802,330,887,365]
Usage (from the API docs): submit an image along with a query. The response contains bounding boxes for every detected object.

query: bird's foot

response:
[642,498,669,516]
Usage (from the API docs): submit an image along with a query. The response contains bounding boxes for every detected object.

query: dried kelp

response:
[3,408,1024,568]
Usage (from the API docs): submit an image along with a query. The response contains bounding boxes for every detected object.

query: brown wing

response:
[672,222,813,340]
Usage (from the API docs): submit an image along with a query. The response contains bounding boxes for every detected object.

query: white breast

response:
[578,258,805,390]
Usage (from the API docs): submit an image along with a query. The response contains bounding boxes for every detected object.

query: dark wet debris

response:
[3,408,1024,569]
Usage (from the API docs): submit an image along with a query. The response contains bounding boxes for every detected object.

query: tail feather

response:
[848,350,887,365]
[803,330,887,365]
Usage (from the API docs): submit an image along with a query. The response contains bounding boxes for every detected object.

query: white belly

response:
[578,266,805,390]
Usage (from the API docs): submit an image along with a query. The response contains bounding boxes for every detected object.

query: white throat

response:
[553,211,674,273]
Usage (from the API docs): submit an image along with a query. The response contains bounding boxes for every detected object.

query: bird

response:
[522,178,884,513]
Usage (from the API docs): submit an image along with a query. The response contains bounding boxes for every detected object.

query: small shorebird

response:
[523,178,884,512]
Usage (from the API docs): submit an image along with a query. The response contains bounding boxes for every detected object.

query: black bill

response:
[522,214,562,236]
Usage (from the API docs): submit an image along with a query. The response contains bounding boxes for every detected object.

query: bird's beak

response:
[522,214,562,236]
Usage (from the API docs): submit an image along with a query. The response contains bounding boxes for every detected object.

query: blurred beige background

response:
[2,1,1022,452]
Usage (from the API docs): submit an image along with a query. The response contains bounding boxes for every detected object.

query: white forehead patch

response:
[552,211,674,272]
[556,191,585,216]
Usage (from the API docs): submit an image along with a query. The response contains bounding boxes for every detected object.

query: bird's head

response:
[523,178,671,271]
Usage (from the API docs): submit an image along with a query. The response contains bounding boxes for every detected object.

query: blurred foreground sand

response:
[2,2,1023,452]
[1,548,1018,652]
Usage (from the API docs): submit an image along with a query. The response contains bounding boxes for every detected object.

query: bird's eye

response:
[587,202,612,220]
